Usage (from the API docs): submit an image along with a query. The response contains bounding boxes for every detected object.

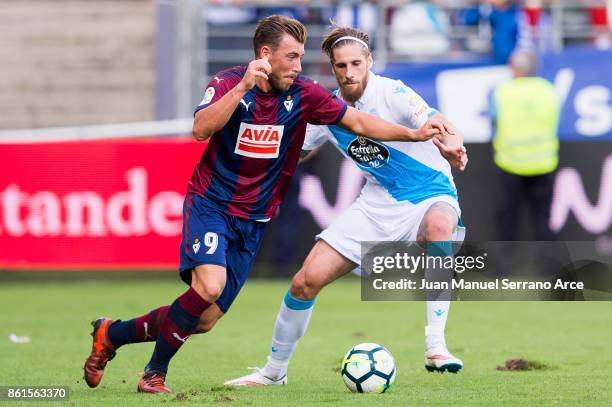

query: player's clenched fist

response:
[240,57,272,90]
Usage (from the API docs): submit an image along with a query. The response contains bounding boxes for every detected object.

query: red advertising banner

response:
[0,137,207,270]
[2,136,609,271]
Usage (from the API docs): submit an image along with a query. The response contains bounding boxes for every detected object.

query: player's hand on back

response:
[433,137,468,171]
[240,57,272,90]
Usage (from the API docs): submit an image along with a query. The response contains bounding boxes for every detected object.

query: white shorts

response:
[317,195,466,265]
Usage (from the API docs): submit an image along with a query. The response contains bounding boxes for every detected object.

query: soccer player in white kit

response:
[225,26,468,386]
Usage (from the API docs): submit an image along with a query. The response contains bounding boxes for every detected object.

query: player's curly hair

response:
[321,24,371,62]
[254,15,307,57]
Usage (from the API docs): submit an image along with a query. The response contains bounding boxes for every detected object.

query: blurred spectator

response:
[585,0,611,48]
[518,0,555,54]
[257,0,310,22]
[204,0,257,26]
[462,0,520,64]
[205,0,312,25]
[333,0,379,39]
[489,50,561,241]
[451,0,493,54]
[390,1,451,57]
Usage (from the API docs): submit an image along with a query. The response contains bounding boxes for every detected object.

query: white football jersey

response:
[304,71,458,209]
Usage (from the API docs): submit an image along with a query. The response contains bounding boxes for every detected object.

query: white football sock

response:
[426,300,450,349]
[261,290,314,380]
[424,242,453,349]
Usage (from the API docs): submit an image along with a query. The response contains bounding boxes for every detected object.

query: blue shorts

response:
[179,193,267,313]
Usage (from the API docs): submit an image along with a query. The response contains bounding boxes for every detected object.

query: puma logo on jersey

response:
[213,76,223,83]
[235,123,284,159]
[172,332,190,343]
[240,98,252,111]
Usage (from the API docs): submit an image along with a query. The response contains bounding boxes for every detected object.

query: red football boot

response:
[137,371,171,393]
[83,318,117,388]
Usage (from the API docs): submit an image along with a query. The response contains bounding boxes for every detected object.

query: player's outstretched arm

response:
[192,58,271,141]
[338,106,440,142]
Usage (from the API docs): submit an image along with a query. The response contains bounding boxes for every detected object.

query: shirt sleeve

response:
[302,124,330,151]
[193,70,240,115]
[385,80,437,129]
[306,81,348,125]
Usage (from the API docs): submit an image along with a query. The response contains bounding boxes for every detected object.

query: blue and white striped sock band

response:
[427,241,453,257]
[283,290,315,310]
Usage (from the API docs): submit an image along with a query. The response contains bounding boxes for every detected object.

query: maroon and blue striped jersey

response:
[190,66,347,220]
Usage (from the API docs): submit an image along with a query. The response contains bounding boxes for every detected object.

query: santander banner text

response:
[0,138,204,269]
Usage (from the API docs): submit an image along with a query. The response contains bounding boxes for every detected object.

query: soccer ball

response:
[341,342,396,393]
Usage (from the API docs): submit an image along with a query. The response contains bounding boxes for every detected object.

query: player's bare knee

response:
[191,265,226,302]
[290,268,320,300]
[425,216,454,240]
[420,207,457,242]
[191,279,224,303]
[289,271,309,299]
[302,280,321,300]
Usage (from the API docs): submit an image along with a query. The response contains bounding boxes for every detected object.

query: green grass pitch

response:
[0,276,610,406]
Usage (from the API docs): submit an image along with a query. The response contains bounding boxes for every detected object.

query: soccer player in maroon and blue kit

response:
[83,15,449,394]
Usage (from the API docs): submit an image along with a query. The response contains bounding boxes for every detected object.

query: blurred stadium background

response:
[0,0,610,274]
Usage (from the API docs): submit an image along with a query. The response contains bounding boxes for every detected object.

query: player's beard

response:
[340,71,369,104]
[268,72,293,93]
[341,83,365,104]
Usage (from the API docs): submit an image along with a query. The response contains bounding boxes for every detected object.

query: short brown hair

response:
[321,25,371,62]
[253,15,307,56]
